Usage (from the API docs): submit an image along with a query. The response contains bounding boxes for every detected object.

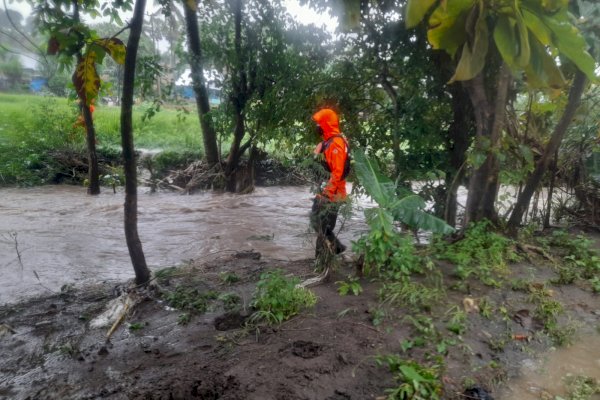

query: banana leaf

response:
[353,149,455,235]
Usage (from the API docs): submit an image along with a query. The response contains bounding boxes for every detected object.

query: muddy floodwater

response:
[498,333,600,399]
[0,185,368,305]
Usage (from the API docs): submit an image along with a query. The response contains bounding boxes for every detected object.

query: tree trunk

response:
[379,74,402,180]
[183,1,219,166]
[444,84,473,227]
[225,111,246,192]
[507,71,587,233]
[543,150,558,228]
[120,0,151,285]
[82,103,100,195]
[464,64,511,225]
[224,0,250,193]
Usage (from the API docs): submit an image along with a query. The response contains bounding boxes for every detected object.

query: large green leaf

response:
[525,35,566,89]
[494,16,518,70]
[400,365,427,383]
[352,148,396,207]
[522,8,551,46]
[353,149,455,235]
[543,14,598,81]
[405,0,437,28]
[364,208,395,235]
[515,9,531,67]
[449,5,489,82]
[427,0,475,58]
[389,195,455,235]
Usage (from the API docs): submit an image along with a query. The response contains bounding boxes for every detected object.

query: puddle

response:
[498,334,600,399]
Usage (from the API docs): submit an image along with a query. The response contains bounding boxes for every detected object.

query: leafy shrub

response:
[250,270,317,325]
[354,230,423,279]
[433,220,519,286]
[0,97,83,185]
[543,231,600,291]
[351,149,453,280]
[380,279,443,312]
[376,355,443,400]
[163,286,218,313]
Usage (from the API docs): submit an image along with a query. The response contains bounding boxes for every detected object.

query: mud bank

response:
[1,248,599,400]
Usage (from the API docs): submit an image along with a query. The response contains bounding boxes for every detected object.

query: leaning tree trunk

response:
[183,0,219,166]
[464,64,511,226]
[507,71,587,234]
[120,0,151,285]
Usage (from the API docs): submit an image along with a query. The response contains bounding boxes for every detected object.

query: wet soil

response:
[1,246,599,400]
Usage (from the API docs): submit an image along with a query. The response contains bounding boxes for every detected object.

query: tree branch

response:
[2,0,48,64]
[0,42,43,64]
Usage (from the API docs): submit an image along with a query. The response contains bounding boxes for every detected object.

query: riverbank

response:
[1,230,599,399]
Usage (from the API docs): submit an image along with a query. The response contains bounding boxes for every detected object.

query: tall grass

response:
[0,93,205,185]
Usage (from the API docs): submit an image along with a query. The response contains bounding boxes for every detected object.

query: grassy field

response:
[0,93,203,150]
[0,92,205,185]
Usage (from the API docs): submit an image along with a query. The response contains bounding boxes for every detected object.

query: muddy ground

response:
[0,245,599,400]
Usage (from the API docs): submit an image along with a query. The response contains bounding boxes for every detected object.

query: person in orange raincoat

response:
[310,108,350,260]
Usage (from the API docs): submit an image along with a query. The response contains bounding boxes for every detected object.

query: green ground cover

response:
[0,93,204,185]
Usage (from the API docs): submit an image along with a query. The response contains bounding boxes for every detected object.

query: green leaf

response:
[389,195,455,235]
[449,5,489,82]
[525,36,566,89]
[515,9,531,67]
[352,148,395,207]
[521,8,552,46]
[542,14,597,81]
[494,16,518,70]
[354,149,454,235]
[364,208,395,234]
[427,0,475,58]
[405,0,437,28]
[518,144,534,165]
[400,365,426,383]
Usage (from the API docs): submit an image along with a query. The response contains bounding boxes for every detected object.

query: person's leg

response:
[312,198,345,256]
[310,196,328,258]
[323,203,346,253]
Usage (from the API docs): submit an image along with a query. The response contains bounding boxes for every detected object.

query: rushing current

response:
[0,185,368,305]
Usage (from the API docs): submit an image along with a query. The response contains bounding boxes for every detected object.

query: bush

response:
[432,220,519,286]
[0,96,84,185]
[250,270,317,325]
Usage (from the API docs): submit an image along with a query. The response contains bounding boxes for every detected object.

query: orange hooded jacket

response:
[312,108,348,202]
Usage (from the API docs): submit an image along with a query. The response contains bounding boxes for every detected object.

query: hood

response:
[312,108,340,140]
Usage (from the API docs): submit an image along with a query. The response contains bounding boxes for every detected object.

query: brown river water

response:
[1,184,599,396]
[0,185,368,305]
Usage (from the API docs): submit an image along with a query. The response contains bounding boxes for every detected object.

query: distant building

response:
[175,68,221,106]
[30,76,47,92]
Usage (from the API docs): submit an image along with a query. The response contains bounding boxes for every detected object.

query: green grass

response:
[0,93,203,151]
[0,93,205,185]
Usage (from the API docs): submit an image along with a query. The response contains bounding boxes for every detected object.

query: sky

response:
[2,0,335,72]
[3,0,334,29]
